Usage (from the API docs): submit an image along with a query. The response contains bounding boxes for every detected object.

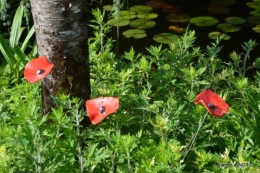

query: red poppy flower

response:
[194,89,229,117]
[24,56,54,83]
[86,97,120,125]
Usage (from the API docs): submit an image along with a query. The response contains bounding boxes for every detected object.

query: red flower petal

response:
[86,97,120,125]
[194,89,229,117]
[24,56,54,83]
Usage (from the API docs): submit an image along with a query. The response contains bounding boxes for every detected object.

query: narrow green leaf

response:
[21,26,35,52]
[9,5,24,47]
[0,34,15,69]
[13,45,28,66]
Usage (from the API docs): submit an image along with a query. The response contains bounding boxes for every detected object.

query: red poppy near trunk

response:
[194,89,229,117]
[86,97,120,125]
[24,56,54,83]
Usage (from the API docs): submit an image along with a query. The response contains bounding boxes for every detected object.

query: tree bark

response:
[30,0,91,126]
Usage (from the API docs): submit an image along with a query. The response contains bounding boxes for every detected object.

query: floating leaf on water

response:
[103,5,113,11]
[225,17,246,25]
[217,23,241,32]
[130,5,153,13]
[190,16,219,26]
[130,19,156,29]
[166,13,190,23]
[168,25,186,33]
[115,10,136,20]
[208,5,230,14]
[211,0,236,6]
[146,0,168,8]
[252,25,260,33]
[108,18,130,27]
[162,5,182,13]
[123,29,147,39]
[247,1,260,9]
[137,12,158,19]
[247,16,260,24]
[153,33,179,44]
[250,10,260,17]
[208,31,231,40]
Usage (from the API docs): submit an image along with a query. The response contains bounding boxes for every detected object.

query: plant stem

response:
[242,52,249,76]
[182,111,208,162]
[35,144,42,173]
[76,113,84,173]
[127,150,131,171]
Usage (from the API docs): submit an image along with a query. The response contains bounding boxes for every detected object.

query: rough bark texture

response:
[30,0,91,126]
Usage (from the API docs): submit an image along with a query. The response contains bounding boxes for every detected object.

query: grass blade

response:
[9,5,24,47]
[0,34,15,69]
[21,26,35,52]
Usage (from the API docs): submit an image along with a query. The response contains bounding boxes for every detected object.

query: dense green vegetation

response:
[1,1,260,172]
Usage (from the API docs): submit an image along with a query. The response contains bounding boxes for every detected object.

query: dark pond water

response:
[88,0,260,77]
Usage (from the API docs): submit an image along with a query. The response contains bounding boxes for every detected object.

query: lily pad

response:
[146,0,168,8]
[103,5,113,11]
[123,29,147,39]
[107,18,130,27]
[153,33,179,44]
[217,23,241,32]
[166,13,190,23]
[162,5,182,13]
[137,12,158,19]
[247,16,260,24]
[130,5,153,13]
[190,16,219,26]
[252,25,260,33]
[130,19,156,29]
[250,10,260,17]
[208,5,230,14]
[225,17,246,25]
[211,0,236,6]
[208,32,231,40]
[168,25,186,33]
[247,1,260,9]
[116,11,136,20]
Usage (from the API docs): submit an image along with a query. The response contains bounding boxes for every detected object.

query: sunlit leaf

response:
[107,18,130,27]
[168,25,186,33]
[208,32,231,40]
[130,5,153,13]
[190,16,219,26]
[123,29,147,39]
[103,5,113,11]
[130,19,156,29]
[153,33,179,44]
[252,25,260,33]
[137,12,158,20]
[115,11,136,20]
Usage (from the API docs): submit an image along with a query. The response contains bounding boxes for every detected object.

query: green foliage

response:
[0,4,36,85]
[0,0,31,29]
[1,4,260,173]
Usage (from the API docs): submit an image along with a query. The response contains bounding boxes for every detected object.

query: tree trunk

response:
[30,0,91,126]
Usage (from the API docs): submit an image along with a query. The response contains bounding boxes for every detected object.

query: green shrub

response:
[1,5,260,173]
